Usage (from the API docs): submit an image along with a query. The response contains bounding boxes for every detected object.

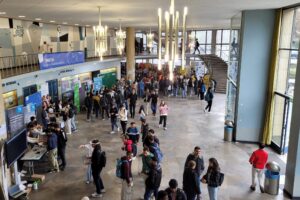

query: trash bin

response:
[264,161,280,195]
[224,126,233,142]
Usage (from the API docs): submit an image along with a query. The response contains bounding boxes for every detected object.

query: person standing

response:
[165,179,187,200]
[184,146,204,199]
[110,104,119,134]
[93,91,101,119]
[150,91,159,116]
[55,123,68,171]
[119,104,128,135]
[91,141,106,198]
[159,101,169,130]
[201,158,224,200]
[141,119,149,143]
[61,103,72,135]
[183,160,200,200]
[47,129,60,173]
[69,102,78,132]
[139,79,145,98]
[127,122,139,158]
[129,89,138,118]
[121,152,133,200]
[85,92,93,122]
[100,94,110,120]
[249,143,268,193]
[204,87,214,112]
[144,158,162,200]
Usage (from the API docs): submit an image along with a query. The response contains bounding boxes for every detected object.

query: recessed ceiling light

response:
[50,20,56,23]
[85,25,90,27]
[0,12,6,15]
[75,24,79,26]
[62,22,68,25]
[19,15,26,18]
[35,18,42,21]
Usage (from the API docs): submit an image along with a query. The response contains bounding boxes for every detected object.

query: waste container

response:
[264,161,280,195]
[224,126,233,142]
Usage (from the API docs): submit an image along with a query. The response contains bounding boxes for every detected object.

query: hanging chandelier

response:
[115,20,126,55]
[157,0,188,80]
[93,6,108,61]
[146,29,154,53]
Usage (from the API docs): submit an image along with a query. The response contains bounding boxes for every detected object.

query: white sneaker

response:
[164,127,167,130]
[86,181,90,184]
[110,131,115,134]
[158,124,161,128]
[117,127,120,132]
[101,189,106,193]
[91,193,102,198]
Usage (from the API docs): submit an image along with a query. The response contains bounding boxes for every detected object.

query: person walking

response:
[138,105,146,121]
[144,158,162,200]
[184,146,204,199]
[54,123,68,171]
[141,119,149,143]
[201,158,224,200]
[183,160,200,200]
[150,91,159,116]
[121,152,133,200]
[69,102,78,132]
[129,89,138,118]
[204,87,214,112]
[159,101,169,130]
[110,104,119,134]
[119,104,128,135]
[249,143,268,193]
[91,141,106,198]
[139,79,145,98]
[165,179,187,200]
[193,38,200,54]
[127,122,139,158]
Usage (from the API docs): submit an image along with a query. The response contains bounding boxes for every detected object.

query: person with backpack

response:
[184,146,205,199]
[204,87,214,112]
[193,38,200,54]
[91,141,106,198]
[159,101,169,130]
[100,94,110,120]
[165,179,187,200]
[129,89,138,118]
[183,160,200,200]
[119,104,128,135]
[148,135,163,164]
[110,104,119,134]
[85,92,93,122]
[119,152,133,200]
[122,135,133,154]
[127,122,140,158]
[54,123,68,171]
[144,158,162,200]
[201,158,224,200]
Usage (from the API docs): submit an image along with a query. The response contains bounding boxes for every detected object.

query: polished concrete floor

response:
[29,94,289,200]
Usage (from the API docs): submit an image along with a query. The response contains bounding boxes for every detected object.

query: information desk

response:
[21,146,47,175]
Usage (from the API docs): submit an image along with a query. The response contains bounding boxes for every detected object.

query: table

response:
[21,146,47,175]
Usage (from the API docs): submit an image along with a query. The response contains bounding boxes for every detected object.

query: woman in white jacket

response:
[118,104,128,135]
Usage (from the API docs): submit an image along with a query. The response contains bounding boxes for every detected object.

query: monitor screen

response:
[5,129,28,167]
[6,106,25,137]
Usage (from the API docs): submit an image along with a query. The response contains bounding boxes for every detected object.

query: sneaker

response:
[250,186,256,191]
[203,109,206,113]
[110,131,115,134]
[73,129,78,133]
[86,181,91,184]
[132,156,136,160]
[158,124,161,128]
[164,127,167,130]
[100,189,106,193]
[91,193,102,198]
[260,186,265,193]
[117,127,120,132]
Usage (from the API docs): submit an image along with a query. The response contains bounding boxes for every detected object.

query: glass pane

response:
[288,50,298,96]
[291,8,300,49]
[272,95,285,146]
[196,31,206,44]
[206,31,212,44]
[216,45,221,56]
[206,45,211,54]
[222,30,230,43]
[280,8,294,49]
[199,45,205,54]
[276,50,290,94]
[217,30,222,44]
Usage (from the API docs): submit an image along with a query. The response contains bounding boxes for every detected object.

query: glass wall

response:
[189,30,212,54]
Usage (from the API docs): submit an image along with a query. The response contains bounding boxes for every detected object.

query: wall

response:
[235,10,276,142]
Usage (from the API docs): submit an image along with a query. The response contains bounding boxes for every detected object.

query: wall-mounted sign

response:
[38,51,85,70]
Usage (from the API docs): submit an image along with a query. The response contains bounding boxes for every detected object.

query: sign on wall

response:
[38,51,85,70]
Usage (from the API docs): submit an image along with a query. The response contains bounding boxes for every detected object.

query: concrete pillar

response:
[211,30,217,55]
[284,45,300,199]
[126,27,135,81]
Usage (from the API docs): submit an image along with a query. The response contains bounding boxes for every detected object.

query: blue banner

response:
[38,51,85,70]
[25,92,42,107]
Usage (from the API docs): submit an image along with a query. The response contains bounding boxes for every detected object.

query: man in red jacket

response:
[249,143,268,193]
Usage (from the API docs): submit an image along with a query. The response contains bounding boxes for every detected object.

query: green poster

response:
[74,83,80,113]
[100,68,117,88]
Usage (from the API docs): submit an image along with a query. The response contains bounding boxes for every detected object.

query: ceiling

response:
[0,0,299,29]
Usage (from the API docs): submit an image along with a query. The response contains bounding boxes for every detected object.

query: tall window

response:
[216,29,230,62]
[189,30,212,54]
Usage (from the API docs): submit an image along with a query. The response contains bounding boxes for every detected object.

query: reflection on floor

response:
[29,94,289,200]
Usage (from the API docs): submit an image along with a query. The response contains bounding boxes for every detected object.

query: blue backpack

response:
[151,143,163,163]
[116,159,128,179]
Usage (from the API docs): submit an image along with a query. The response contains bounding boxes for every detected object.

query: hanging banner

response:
[74,83,80,113]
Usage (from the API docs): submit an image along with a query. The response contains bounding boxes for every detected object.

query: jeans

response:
[49,148,59,171]
[95,106,100,118]
[182,88,187,98]
[124,101,128,110]
[86,164,92,182]
[132,143,137,157]
[173,87,178,97]
[144,187,158,200]
[71,116,77,130]
[92,169,104,194]
[159,115,167,128]
[111,118,118,131]
[57,147,66,167]
[139,89,144,98]
[151,103,157,115]
[251,167,264,188]
[101,107,109,119]
[121,180,133,200]
[129,104,136,118]
[120,121,127,134]
[205,101,213,112]
[208,186,218,200]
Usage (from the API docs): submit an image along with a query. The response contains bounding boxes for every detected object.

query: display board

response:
[74,83,80,113]
[24,92,42,107]
[6,106,24,137]
[24,103,36,124]
[100,68,117,88]
[93,77,103,92]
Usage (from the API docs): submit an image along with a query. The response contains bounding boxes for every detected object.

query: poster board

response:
[24,103,36,124]
[25,92,42,107]
[74,83,80,113]
[100,68,117,88]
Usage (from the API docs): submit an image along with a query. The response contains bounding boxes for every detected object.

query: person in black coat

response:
[144,158,162,200]
[183,160,200,200]
[85,92,93,121]
[165,179,187,200]
[129,89,138,118]
[54,123,68,171]
[91,141,106,198]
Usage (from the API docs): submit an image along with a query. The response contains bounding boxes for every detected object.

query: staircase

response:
[199,54,228,94]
